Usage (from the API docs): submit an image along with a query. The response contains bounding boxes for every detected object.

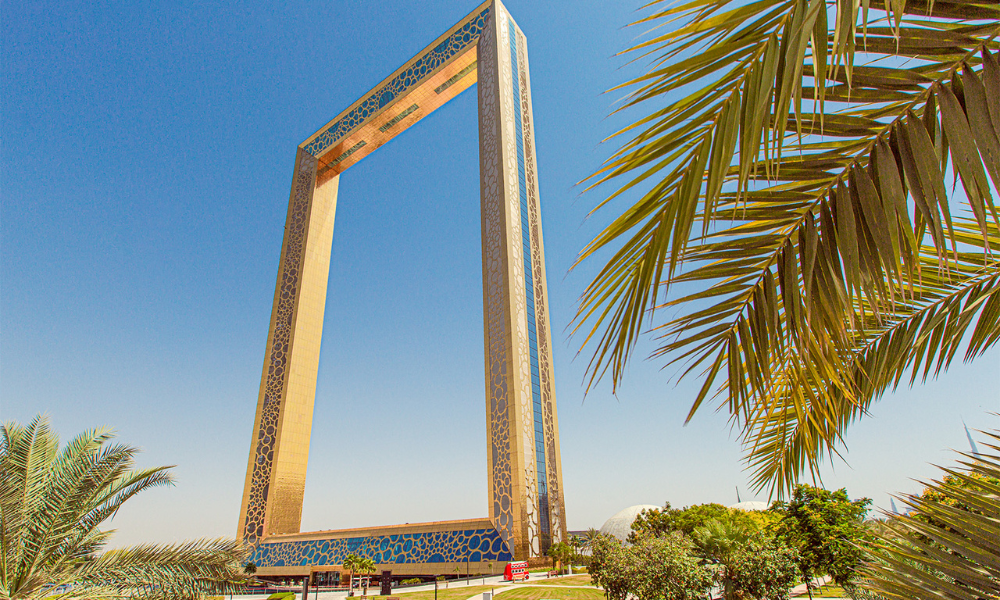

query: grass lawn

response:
[494,587,606,600]
[522,575,594,587]
[393,584,497,600]
[793,584,849,598]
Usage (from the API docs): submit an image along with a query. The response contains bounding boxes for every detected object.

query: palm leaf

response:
[858,428,1000,600]
[0,415,248,600]
[575,0,1000,495]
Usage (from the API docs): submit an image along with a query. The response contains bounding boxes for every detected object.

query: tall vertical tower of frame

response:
[238,0,566,566]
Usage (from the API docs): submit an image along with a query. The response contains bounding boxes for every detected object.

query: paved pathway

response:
[232,574,517,600]
[234,572,845,600]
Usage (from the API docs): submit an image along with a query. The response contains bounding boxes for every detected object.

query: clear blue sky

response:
[3,0,997,547]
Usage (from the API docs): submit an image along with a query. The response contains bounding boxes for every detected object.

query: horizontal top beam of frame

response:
[301,0,493,183]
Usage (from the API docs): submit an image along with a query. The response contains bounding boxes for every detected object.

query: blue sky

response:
[3,0,997,547]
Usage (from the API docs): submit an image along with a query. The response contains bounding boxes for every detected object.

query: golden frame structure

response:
[239,0,566,575]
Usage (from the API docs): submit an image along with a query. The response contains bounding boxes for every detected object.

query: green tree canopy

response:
[719,534,800,600]
[631,502,768,541]
[0,415,246,600]
[691,519,751,563]
[589,533,713,600]
[774,484,872,586]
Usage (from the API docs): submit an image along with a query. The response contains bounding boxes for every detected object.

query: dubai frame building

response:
[239,0,567,578]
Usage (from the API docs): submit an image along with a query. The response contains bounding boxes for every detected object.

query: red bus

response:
[503,561,529,582]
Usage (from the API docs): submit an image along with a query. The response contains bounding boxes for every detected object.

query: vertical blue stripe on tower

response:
[508,14,550,543]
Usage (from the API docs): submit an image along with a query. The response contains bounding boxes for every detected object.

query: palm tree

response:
[692,519,751,564]
[548,542,574,575]
[0,415,247,600]
[574,0,1000,496]
[569,535,584,573]
[343,554,361,596]
[358,557,377,595]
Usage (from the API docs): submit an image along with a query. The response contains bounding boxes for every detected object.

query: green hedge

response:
[266,593,296,600]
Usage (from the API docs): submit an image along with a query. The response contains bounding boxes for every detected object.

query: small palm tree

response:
[692,519,750,563]
[547,542,574,575]
[357,557,377,595]
[0,415,247,599]
[342,554,361,596]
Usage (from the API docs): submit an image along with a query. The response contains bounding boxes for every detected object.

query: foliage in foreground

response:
[0,415,247,600]
[575,0,1000,495]
[774,485,872,587]
[720,534,800,600]
[589,533,714,600]
[590,527,801,600]
[858,427,1000,600]
[623,494,879,596]
[630,502,776,541]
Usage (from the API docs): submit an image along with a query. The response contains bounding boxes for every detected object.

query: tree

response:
[691,519,751,564]
[631,503,765,541]
[859,427,1000,600]
[674,504,743,536]
[774,485,872,587]
[548,542,573,574]
[736,508,782,534]
[569,534,584,569]
[589,534,635,600]
[0,415,246,600]
[356,557,376,595]
[573,0,1000,496]
[343,554,362,596]
[630,504,681,540]
[719,534,800,600]
[590,532,713,600]
[630,533,715,600]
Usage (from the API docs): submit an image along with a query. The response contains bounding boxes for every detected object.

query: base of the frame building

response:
[249,518,517,578]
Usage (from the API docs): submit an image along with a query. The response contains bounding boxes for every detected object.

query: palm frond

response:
[0,415,247,600]
[74,538,248,600]
[575,0,1000,495]
[859,428,1000,600]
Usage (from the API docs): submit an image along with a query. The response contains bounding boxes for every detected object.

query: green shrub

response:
[267,593,296,600]
[401,578,423,585]
[590,532,713,600]
[720,535,799,600]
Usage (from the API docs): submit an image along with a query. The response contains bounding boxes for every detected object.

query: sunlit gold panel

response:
[315,47,479,185]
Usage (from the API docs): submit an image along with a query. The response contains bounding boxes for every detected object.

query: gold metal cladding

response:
[476,2,565,558]
[239,0,566,559]
[514,21,566,547]
[315,47,479,184]
[239,151,339,540]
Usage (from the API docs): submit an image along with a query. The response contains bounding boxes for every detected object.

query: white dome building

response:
[599,504,661,541]
[729,501,769,511]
